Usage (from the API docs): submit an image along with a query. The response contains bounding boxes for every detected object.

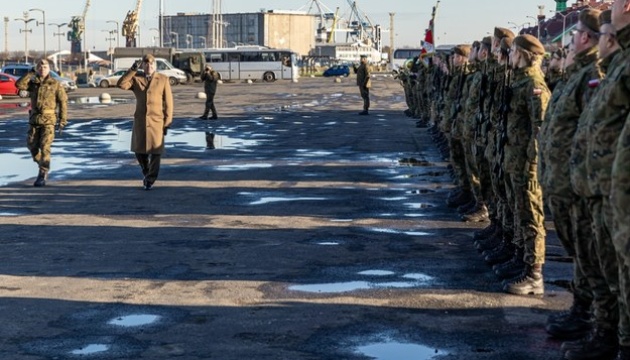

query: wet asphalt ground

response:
[0,76,572,359]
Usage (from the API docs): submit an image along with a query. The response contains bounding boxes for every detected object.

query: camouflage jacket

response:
[541,46,601,196]
[201,70,220,94]
[484,62,509,160]
[452,63,475,139]
[16,71,68,127]
[356,63,371,88]
[503,65,550,174]
[588,38,630,197]
[462,65,483,141]
[545,68,564,92]
[538,74,568,193]
[442,65,463,133]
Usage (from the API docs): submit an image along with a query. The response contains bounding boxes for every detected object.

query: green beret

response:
[500,37,513,51]
[579,9,601,33]
[514,34,546,55]
[494,27,515,40]
[599,9,612,25]
[481,36,492,48]
[453,44,471,57]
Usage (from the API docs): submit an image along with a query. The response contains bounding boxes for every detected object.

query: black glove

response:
[163,127,169,136]
[130,60,142,71]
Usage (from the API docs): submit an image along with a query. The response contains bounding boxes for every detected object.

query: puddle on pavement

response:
[108,314,161,327]
[317,241,340,246]
[356,340,445,360]
[379,196,408,201]
[215,163,273,171]
[290,270,434,293]
[404,213,428,217]
[69,96,133,105]
[358,270,395,276]
[70,343,110,355]
[407,189,434,194]
[405,203,434,209]
[248,196,327,205]
[296,149,334,157]
[0,211,24,216]
[330,219,353,222]
[368,228,431,236]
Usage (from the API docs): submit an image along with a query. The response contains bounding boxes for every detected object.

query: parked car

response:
[0,72,29,98]
[95,69,144,88]
[0,64,77,92]
[323,64,350,77]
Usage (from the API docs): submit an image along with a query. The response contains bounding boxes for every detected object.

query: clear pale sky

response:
[3,0,559,53]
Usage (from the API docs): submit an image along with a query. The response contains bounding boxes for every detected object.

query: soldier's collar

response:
[574,46,599,67]
[616,23,630,51]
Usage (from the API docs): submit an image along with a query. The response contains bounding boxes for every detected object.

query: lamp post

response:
[102,30,115,68]
[49,22,67,71]
[149,27,159,47]
[106,20,120,48]
[199,36,206,49]
[29,8,46,56]
[170,31,179,48]
[185,34,193,49]
[526,16,541,38]
[553,11,570,47]
[508,21,530,32]
[15,12,35,63]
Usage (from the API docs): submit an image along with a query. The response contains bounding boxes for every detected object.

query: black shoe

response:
[209,114,218,120]
[484,241,515,265]
[546,301,593,340]
[358,111,369,115]
[564,327,618,360]
[143,178,153,191]
[493,256,526,280]
[33,172,47,187]
[199,115,209,120]
[473,221,497,240]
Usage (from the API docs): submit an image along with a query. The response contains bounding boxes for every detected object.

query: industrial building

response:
[162,11,316,56]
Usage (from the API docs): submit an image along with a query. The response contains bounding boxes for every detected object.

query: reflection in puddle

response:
[108,314,161,327]
[358,270,395,276]
[404,213,428,217]
[356,340,445,360]
[70,344,109,355]
[69,97,132,105]
[403,273,433,281]
[379,197,408,201]
[330,219,353,222]
[369,228,431,236]
[405,203,434,209]
[249,196,327,205]
[296,149,334,157]
[317,242,340,246]
[0,211,23,216]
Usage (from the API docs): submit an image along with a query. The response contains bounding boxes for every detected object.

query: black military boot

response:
[546,299,593,340]
[503,264,544,296]
[198,111,209,120]
[564,326,618,360]
[473,220,496,241]
[483,239,515,265]
[462,203,489,222]
[475,227,504,251]
[493,248,526,280]
[457,198,477,214]
[33,170,47,187]
[447,191,473,208]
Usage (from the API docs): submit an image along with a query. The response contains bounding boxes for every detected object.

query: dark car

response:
[323,65,350,77]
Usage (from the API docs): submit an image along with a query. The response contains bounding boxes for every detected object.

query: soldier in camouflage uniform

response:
[498,35,549,296]
[545,48,566,92]
[16,58,68,187]
[604,2,630,359]
[445,45,474,210]
[542,10,604,344]
[478,33,516,268]
[460,40,490,222]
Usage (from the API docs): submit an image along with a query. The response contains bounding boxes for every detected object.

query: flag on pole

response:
[421,1,440,56]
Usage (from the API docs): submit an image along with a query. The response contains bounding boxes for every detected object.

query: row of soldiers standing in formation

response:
[400,5,630,360]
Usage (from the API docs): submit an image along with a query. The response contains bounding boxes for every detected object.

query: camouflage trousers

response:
[404,84,413,110]
[612,159,630,345]
[486,132,513,234]
[546,194,593,308]
[463,137,481,199]
[449,136,470,192]
[504,164,546,265]
[27,124,56,173]
[585,196,629,341]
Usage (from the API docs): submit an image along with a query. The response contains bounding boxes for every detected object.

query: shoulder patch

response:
[588,79,600,88]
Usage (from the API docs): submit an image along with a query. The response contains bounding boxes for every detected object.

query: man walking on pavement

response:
[16,58,68,187]
[356,54,371,115]
[199,64,220,120]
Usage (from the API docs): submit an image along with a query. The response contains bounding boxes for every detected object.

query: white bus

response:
[391,48,423,73]
[202,47,299,82]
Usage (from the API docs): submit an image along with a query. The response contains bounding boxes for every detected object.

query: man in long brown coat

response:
[117,54,173,190]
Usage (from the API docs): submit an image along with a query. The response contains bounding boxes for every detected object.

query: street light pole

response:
[186,34,193,49]
[552,10,570,47]
[526,16,540,38]
[149,28,159,47]
[106,20,120,47]
[15,12,35,63]
[29,8,46,57]
[199,36,206,48]
[49,22,68,71]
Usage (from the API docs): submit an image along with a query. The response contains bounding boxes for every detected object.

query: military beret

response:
[599,9,612,25]
[514,34,546,55]
[494,27,515,40]
[500,36,513,51]
[481,36,492,48]
[472,40,481,49]
[579,9,601,33]
[453,44,472,57]
[142,54,156,63]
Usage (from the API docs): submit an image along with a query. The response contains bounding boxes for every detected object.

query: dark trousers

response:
[359,86,370,111]
[135,153,161,183]
[204,93,217,117]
